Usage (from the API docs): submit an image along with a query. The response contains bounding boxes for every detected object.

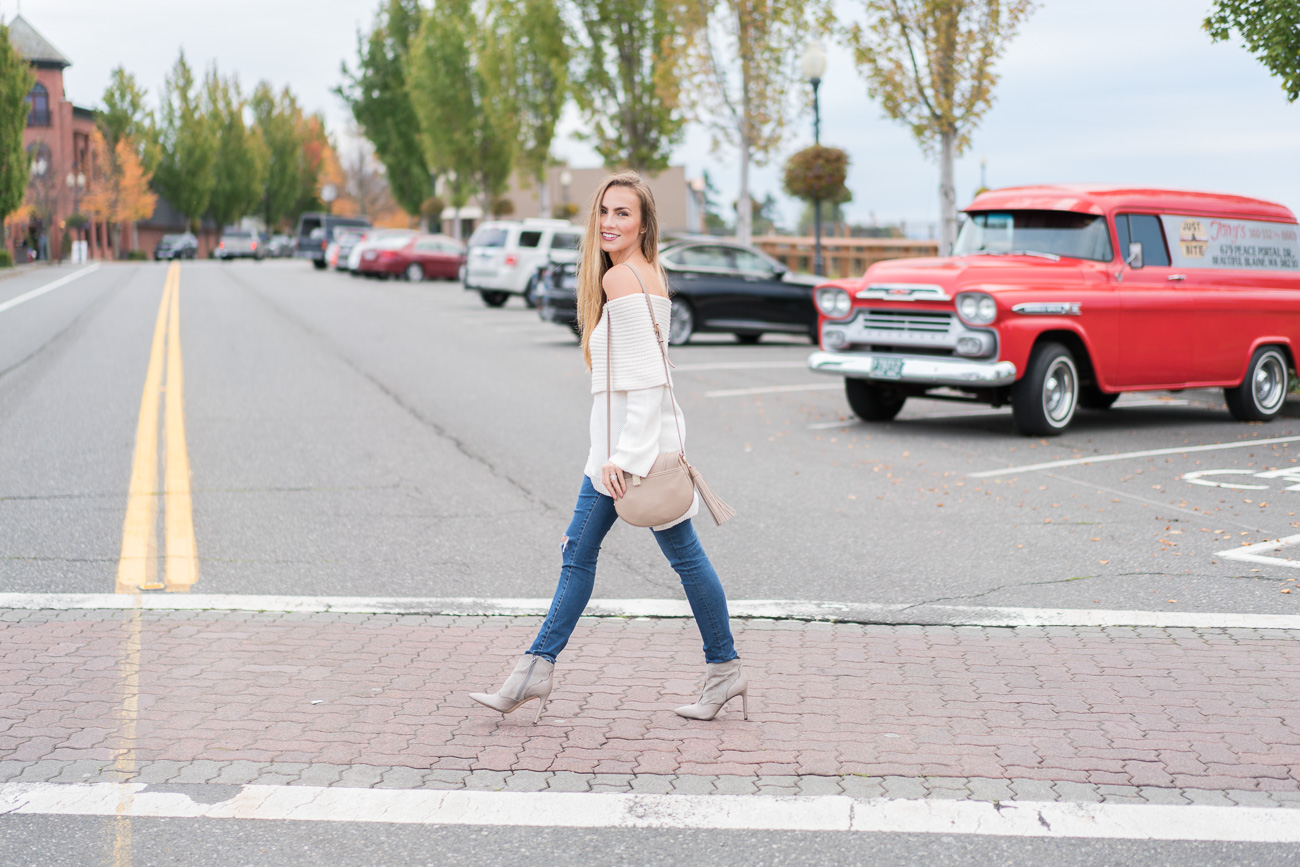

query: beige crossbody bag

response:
[605,263,735,528]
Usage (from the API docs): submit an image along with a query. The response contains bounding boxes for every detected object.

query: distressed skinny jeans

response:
[528,476,738,664]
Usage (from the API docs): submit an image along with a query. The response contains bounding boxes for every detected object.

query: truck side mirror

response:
[1125,242,1143,270]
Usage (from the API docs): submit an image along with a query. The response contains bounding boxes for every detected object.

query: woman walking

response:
[469,171,746,723]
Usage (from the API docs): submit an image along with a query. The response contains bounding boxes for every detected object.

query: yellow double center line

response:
[116,261,198,592]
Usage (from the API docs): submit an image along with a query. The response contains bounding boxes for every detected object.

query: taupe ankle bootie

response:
[469,654,554,723]
[675,659,748,721]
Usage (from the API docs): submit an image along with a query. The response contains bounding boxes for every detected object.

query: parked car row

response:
[153,230,296,261]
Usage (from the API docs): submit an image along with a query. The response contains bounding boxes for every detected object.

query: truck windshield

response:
[954,210,1113,262]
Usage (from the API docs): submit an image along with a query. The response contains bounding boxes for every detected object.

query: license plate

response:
[871,357,904,379]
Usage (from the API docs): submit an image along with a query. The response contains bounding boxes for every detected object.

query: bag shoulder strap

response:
[605,263,686,468]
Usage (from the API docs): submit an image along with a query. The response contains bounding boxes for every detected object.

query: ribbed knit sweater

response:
[585,293,699,529]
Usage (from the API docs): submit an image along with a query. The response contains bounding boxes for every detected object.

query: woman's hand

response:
[601,461,627,500]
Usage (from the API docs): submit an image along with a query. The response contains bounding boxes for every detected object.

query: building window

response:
[26,83,50,127]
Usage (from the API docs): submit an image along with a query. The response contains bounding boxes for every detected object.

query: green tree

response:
[252,83,304,230]
[205,69,267,231]
[0,22,34,250]
[1205,0,1300,102]
[845,0,1034,254]
[687,0,824,244]
[154,51,217,233]
[570,0,696,175]
[499,0,568,216]
[407,0,518,220]
[99,67,158,168]
[337,0,429,220]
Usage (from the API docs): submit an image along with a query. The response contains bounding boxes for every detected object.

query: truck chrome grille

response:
[857,309,954,334]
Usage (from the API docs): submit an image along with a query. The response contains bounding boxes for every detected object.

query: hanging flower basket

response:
[782,146,850,203]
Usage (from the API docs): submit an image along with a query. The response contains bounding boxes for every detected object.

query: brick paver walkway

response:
[2,608,1299,807]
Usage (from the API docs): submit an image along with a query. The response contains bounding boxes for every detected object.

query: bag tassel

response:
[688,466,736,526]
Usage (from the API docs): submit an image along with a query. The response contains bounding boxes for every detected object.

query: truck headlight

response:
[815,286,851,319]
[956,292,997,325]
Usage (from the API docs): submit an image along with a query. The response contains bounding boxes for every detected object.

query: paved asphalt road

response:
[4,261,1300,867]
[3,260,1298,611]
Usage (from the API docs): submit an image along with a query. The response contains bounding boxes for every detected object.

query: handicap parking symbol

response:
[1181,468,1300,491]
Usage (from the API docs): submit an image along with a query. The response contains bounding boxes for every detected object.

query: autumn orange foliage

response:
[81,130,157,257]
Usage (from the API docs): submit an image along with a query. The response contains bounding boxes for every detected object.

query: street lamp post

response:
[29,157,48,261]
[801,42,827,276]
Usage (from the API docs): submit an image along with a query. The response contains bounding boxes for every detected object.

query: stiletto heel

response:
[469,655,555,724]
[675,660,748,721]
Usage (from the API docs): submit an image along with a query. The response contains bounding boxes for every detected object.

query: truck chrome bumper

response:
[808,351,1018,387]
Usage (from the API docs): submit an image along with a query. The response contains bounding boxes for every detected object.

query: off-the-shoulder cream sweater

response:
[585,293,699,529]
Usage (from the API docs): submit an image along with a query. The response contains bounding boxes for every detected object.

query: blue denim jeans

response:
[528,476,738,664]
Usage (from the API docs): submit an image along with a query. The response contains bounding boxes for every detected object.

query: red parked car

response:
[356,234,465,282]
[809,185,1300,435]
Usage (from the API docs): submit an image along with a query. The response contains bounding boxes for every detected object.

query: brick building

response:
[7,14,112,262]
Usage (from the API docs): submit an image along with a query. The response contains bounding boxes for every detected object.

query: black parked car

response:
[536,239,819,345]
[154,233,198,260]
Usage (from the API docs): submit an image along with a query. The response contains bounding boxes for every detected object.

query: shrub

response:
[0,250,12,268]
[783,146,851,204]
[126,250,147,261]
[420,196,446,219]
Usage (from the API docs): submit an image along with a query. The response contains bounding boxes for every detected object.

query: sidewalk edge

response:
[2,593,1299,631]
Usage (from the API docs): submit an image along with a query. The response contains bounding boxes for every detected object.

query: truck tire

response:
[312,259,326,270]
[480,290,509,307]
[1012,341,1079,436]
[1225,346,1289,422]
[845,379,907,421]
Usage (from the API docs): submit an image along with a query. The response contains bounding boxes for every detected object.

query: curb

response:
[3,593,1300,631]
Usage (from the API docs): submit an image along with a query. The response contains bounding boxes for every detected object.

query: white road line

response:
[673,361,810,372]
[1216,534,1300,569]
[706,383,842,398]
[2,783,1297,841]
[2,594,1298,630]
[0,264,100,315]
[969,435,1300,478]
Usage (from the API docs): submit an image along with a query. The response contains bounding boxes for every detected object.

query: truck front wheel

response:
[1225,346,1289,422]
[1012,342,1079,436]
[845,379,907,421]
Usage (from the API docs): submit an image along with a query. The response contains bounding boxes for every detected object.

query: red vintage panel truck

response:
[808,185,1300,435]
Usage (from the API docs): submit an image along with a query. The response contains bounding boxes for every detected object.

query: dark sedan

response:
[536,239,819,345]
[154,233,198,260]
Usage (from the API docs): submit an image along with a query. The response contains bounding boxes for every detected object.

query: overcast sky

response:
[11,0,1299,233]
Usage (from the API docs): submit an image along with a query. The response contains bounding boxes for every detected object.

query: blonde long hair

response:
[577,171,668,369]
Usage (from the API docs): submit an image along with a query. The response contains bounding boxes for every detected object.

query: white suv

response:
[464,219,581,307]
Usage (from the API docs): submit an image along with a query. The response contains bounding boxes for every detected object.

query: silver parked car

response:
[214,229,262,261]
